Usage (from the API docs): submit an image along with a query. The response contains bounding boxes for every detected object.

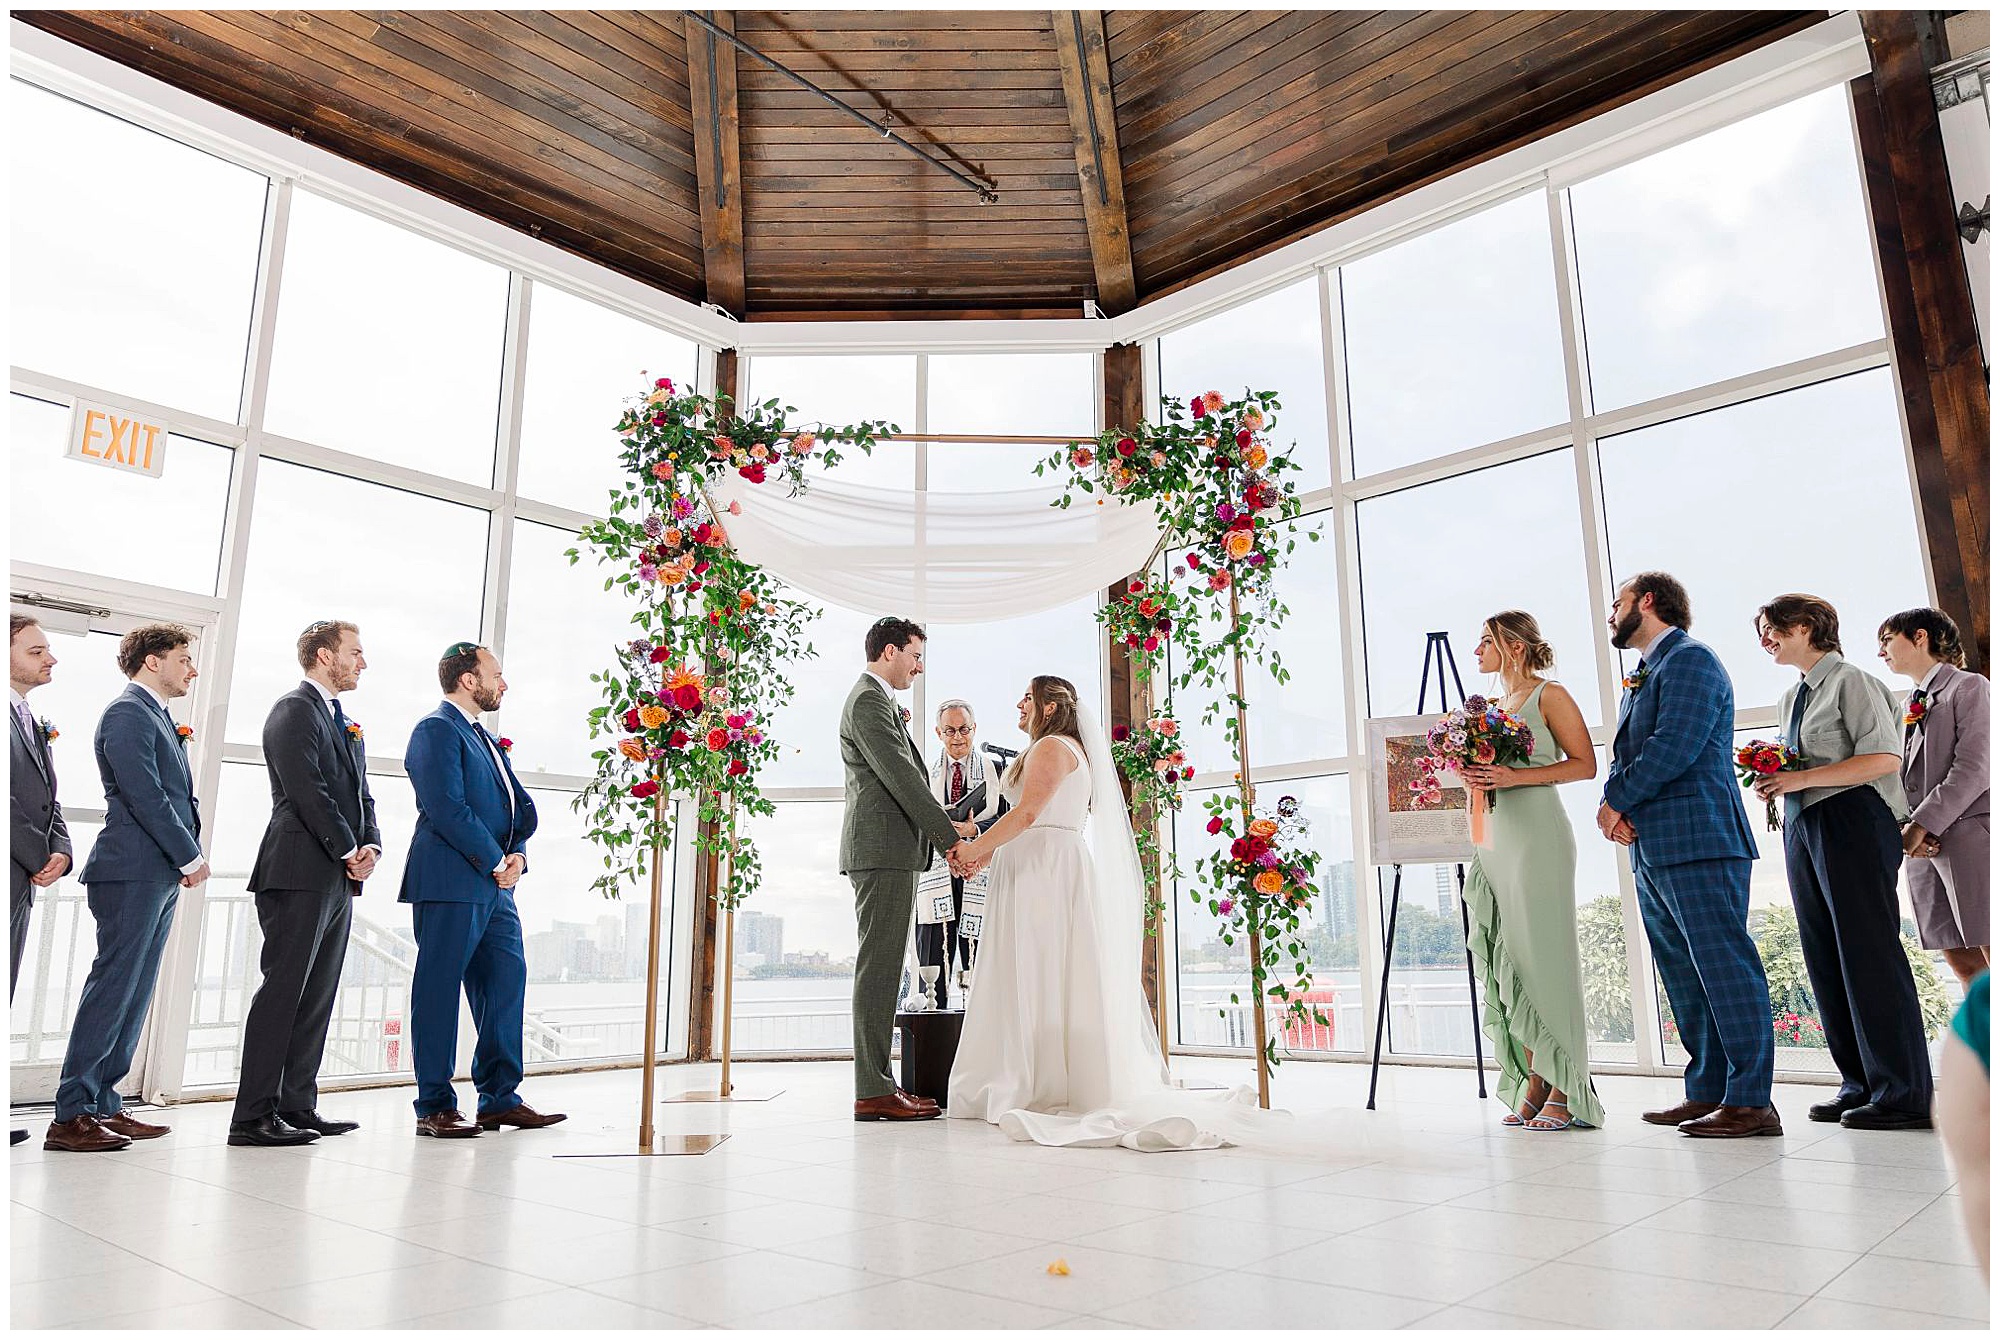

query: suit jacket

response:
[838,675,962,874]
[79,682,202,886]
[1904,663,1991,837]
[10,701,71,894]
[249,682,382,897]
[1604,627,1758,869]
[398,703,536,904]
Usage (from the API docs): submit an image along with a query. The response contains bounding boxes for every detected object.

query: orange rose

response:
[664,528,682,547]
[1244,444,1269,469]
[618,738,647,762]
[1243,408,1265,430]
[792,432,817,452]
[713,435,736,455]
[1253,870,1284,896]
[638,704,669,729]
[1248,818,1279,839]
[1223,531,1254,559]
[1202,391,1225,412]
[738,590,757,611]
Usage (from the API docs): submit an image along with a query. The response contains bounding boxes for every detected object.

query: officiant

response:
[916,699,1009,1008]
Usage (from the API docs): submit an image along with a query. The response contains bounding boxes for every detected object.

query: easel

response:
[1366,631,1488,1110]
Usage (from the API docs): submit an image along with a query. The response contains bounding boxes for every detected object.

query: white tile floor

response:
[9,1058,1988,1330]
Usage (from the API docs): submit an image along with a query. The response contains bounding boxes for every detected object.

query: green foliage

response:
[1576,895,1634,1043]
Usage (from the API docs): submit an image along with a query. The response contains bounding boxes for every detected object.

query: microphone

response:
[982,742,1020,763]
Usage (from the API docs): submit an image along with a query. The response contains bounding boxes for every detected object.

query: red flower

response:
[1191,395,1207,417]
[631,779,661,799]
[1186,552,1202,570]
[692,559,711,575]
[1230,837,1252,860]
[667,730,690,749]
[648,646,671,664]
[1182,766,1194,780]
[1128,579,1144,594]
[1156,616,1172,632]
[654,376,674,390]
[1236,428,1253,449]
[739,463,767,484]
[1111,724,1130,742]
[705,728,730,751]
[1206,816,1225,835]
[1116,436,1137,457]
[1125,633,1140,647]
[1142,635,1160,652]
[672,684,704,712]
[622,708,643,732]
[692,523,713,544]
[726,758,749,777]
[496,737,513,753]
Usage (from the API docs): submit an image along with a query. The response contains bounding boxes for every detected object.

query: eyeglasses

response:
[940,726,974,737]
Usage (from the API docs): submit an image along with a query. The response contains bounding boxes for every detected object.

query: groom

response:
[840,617,975,1121]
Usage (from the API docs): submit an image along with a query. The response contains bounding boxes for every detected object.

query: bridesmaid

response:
[1459,611,1603,1131]
[1878,607,1990,989]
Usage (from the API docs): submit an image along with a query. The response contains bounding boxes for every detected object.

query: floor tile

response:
[406,1286,708,1329]
[1636,1196,1898,1254]
[1405,1305,1583,1329]
[1096,1268,1436,1329]
[587,1248,872,1325]
[1249,1232,1536,1304]
[740,1276,1075,1330]
[923,1241,1210,1314]
[1813,1253,1991,1322]
[776,1221,1040,1279]
[1065,1209,1331,1271]
[10,1261,229,1328]
[1558,1224,1862,1295]
[51,1296,305,1330]
[1445,1179,1687,1225]
[1867,1200,1984,1269]
[1775,1297,1988,1330]
[1363,1204,1618,1262]
[239,1257,564,1327]
[1463,1260,1805,1329]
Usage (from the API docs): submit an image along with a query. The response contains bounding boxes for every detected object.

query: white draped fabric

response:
[709,474,1163,622]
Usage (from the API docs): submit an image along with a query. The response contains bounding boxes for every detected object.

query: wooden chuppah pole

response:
[1228,584,1271,1111]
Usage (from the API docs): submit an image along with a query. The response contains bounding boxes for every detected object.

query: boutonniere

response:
[496,736,514,754]
[344,720,364,743]
[899,707,912,726]
[175,723,195,746]
[1622,663,1652,692]
[37,717,57,743]
[1905,691,1929,729]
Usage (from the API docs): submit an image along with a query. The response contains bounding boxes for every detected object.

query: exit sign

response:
[66,400,168,478]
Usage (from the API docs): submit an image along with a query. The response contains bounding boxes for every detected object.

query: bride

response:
[945,675,1263,1151]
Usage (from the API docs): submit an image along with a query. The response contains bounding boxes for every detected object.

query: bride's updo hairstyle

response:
[1007,675,1084,785]
[1482,610,1555,675]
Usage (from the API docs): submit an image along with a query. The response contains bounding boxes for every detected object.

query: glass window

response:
[1265,775,1360,1055]
[11,394,234,596]
[515,286,699,516]
[926,352,1096,493]
[18,625,155,810]
[760,598,879,791]
[1159,278,1333,495]
[729,801,856,1053]
[1563,748,1633,1064]
[1597,371,1926,710]
[743,354,917,489]
[1570,87,1885,411]
[921,597,1102,768]
[1358,450,1605,724]
[11,80,267,422]
[1172,515,1344,775]
[263,190,509,483]
[1171,785,1249,1046]
[497,520,637,778]
[226,460,489,751]
[1342,192,1570,478]
[1377,860,1479,1057]
[10,818,104,1066]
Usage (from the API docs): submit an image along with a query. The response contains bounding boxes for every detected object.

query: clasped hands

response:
[27,851,69,888]
[946,821,988,878]
[494,852,527,889]
[1595,802,1636,847]
[1901,821,1942,860]
[344,847,380,883]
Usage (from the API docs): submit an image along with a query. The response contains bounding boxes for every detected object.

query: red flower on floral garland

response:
[738,462,767,484]
[630,779,661,799]
[1206,816,1225,835]
[622,707,643,732]
[726,758,749,777]
[1111,724,1130,742]
[667,729,691,749]
[705,727,730,751]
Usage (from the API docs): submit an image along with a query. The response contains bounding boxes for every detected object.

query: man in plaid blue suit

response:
[1599,572,1779,1138]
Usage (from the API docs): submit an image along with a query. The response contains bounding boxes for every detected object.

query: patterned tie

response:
[13,699,34,743]
[1784,683,1812,826]
[949,761,966,806]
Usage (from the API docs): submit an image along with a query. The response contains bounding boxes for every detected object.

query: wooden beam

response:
[685,11,747,316]
[1854,13,1991,670]
[1054,10,1139,313]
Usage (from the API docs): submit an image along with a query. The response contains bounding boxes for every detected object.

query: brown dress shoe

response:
[98,1111,169,1140]
[1642,1099,1721,1126]
[855,1091,943,1121]
[415,1109,481,1138]
[44,1115,132,1152]
[896,1088,941,1111]
[476,1103,567,1130]
[1680,1104,1784,1139]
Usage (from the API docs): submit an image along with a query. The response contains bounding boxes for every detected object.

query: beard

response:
[1609,606,1645,650]
[470,682,504,713]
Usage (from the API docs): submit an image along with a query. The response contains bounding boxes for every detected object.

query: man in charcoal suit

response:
[229,620,381,1147]
[48,624,210,1152]
[11,614,72,1146]
[401,642,563,1138]
[912,698,1009,1008]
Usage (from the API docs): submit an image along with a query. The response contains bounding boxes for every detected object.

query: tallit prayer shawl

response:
[917,746,999,929]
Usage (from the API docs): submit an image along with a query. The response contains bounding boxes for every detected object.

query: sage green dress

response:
[1464,682,1603,1127]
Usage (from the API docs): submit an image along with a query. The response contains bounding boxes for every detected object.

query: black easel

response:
[1366,631,1488,1109]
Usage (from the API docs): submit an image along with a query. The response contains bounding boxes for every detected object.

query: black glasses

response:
[940,726,974,737]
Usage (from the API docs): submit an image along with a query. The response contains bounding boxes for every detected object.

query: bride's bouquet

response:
[1413,695,1535,847]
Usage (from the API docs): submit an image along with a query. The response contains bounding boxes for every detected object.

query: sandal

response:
[1525,1098,1573,1132]
[1502,1078,1551,1127]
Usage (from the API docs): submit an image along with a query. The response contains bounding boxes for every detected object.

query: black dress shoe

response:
[10,1129,27,1146]
[1808,1093,1868,1123]
[1840,1103,1933,1131]
[280,1109,359,1136]
[228,1115,320,1147]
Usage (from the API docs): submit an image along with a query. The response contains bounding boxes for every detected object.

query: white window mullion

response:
[483,274,532,670]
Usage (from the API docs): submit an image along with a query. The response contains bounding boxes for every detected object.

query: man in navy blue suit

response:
[1600,572,1778,1139]
[402,641,563,1138]
[48,624,209,1153]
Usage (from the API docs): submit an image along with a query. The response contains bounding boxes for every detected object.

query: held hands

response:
[495,852,527,890]
[946,838,989,879]
[1595,802,1635,847]
[29,852,69,887]
[1902,822,1942,859]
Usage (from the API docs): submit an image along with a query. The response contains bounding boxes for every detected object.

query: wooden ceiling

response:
[18,9,1825,321]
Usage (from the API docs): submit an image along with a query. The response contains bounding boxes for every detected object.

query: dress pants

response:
[850,867,916,1100]
[10,869,32,1001]
[54,880,180,1121]
[232,886,354,1122]
[912,877,966,1008]
[409,895,526,1117]
[1785,786,1934,1113]
[1634,855,1774,1108]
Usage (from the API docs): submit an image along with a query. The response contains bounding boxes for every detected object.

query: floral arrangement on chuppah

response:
[1041,389,1322,1094]
[568,376,891,912]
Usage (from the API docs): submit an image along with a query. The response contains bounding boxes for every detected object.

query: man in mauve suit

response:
[11,614,72,1146]
[401,642,562,1138]
[49,624,211,1152]
[1893,639,1989,986]
[1599,572,1779,1140]
[229,620,381,1148]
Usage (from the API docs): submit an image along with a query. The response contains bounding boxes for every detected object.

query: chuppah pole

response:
[1228,585,1271,1110]
[637,788,668,1149]
[718,789,738,1098]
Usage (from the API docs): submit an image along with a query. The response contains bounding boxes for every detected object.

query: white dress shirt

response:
[131,680,205,876]
[452,701,515,875]
[307,678,376,862]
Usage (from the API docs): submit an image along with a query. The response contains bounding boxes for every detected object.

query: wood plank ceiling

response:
[17,9,1825,320]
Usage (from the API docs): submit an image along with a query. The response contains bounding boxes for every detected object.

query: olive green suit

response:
[840,674,962,1099]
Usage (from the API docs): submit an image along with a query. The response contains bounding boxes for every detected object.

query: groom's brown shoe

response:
[896,1088,940,1112]
[855,1092,942,1121]
[1642,1099,1720,1126]
[1680,1104,1783,1139]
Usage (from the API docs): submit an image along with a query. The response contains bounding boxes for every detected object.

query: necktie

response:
[1906,688,1929,745]
[332,698,347,732]
[949,761,966,805]
[1784,682,1812,825]
[13,699,34,741]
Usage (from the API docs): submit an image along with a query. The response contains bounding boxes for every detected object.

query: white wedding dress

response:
[946,717,1274,1152]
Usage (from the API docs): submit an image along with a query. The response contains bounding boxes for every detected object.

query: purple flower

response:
[642,515,665,538]
[1216,502,1237,523]
[1248,552,1267,566]
[1464,694,1488,712]
[671,497,695,520]
[1217,897,1236,916]
[637,564,658,582]
[1256,851,1280,869]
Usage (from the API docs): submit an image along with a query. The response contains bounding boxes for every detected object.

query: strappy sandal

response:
[1525,1098,1573,1132]
[1502,1079,1550,1127]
